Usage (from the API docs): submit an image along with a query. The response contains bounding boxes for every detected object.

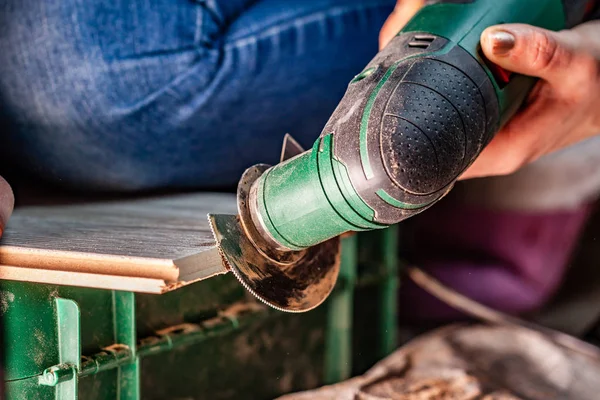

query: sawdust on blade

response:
[208,213,341,313]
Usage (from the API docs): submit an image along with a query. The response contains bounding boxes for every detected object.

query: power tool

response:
[209,0,596,312]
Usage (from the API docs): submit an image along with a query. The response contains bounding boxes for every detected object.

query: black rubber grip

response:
[323,32,499,225]
[380,58,487,195]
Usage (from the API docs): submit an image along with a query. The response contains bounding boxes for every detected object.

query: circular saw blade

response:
[208,213,341,313]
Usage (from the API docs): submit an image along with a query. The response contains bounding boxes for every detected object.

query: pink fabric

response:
[400,201,593,321]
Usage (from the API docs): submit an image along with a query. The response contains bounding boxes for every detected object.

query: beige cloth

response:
[280,324,600,400]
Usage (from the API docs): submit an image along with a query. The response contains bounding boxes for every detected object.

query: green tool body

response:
[248,0,591,251]
[209,0,596,312]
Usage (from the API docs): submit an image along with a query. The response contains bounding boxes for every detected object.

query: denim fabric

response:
[0,0,395,190]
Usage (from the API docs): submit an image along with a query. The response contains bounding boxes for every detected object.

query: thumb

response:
[0,176,14,237]
[481,24,596,97]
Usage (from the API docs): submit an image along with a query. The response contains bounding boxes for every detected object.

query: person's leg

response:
[0,0,395,190]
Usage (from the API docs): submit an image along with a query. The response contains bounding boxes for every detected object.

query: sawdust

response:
[164,281,186,292]
[358,373,481,400]
[104,343,129,353]
[203,301,264,329]
[33,328,47,366]
[219,301,264,320]
[156,323,200,336]
[0,290,14,314]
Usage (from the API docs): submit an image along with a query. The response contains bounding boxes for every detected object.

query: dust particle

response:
[0,291,15,314]
[33,328,47,365]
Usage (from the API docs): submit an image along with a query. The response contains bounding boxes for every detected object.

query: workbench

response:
[0,193,400,399]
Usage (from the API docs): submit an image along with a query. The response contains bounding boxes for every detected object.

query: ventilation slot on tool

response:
[408,35,435,49]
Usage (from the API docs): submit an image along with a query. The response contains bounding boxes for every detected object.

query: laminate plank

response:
[0,265,166,293]
[0,193,237,292]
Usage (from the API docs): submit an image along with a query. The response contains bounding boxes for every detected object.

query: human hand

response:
[0,176,14,237]
[380,3,600,180]
[379,0,424,50]
[461,22,600,179]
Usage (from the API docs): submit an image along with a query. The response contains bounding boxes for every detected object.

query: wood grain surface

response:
[0,193,238,292]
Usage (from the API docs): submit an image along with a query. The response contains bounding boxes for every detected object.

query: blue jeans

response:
[0,0,394,190]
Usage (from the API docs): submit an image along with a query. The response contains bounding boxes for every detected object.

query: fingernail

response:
[487,30,516,56]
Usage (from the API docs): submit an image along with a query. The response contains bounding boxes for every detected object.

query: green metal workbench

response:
[2,227,399,400]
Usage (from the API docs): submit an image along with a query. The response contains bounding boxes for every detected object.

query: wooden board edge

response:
[0,245,180,281]
[0,264,167,294]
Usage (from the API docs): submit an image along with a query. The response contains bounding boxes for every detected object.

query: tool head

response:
[208,136,341,313]
[209,213,340,312]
